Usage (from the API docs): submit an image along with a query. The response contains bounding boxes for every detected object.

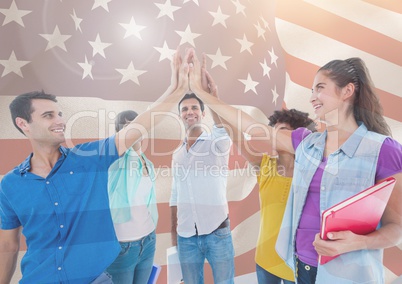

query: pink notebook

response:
[319,177,396,265]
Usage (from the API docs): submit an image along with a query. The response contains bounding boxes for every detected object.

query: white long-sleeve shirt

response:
[170,126,232,237]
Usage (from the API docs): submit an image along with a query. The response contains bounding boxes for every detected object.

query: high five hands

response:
[172,47,218,98]
[170,47,191,95]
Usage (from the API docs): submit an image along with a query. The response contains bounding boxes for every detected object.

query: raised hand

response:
[147,47,186,107]
[175,48,191,94]
[169,47,182,92]
[200,53,216,96]
[187,48,204,94]
[201,52,209,93]
[205,70,218,99]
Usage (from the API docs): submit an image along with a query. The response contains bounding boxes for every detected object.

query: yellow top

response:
[255,154,294,281]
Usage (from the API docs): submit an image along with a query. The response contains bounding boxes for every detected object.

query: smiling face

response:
[19,99,66,146]
[179,97,205,129]
[310,71,344,121]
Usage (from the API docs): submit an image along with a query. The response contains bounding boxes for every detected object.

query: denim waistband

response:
[295,255,317,283]
[119,230,155,244]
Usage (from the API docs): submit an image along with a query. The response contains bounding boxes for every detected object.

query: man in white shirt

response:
[170,92,235,284]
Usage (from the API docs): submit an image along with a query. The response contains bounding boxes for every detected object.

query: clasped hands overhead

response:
[170,47,218,99]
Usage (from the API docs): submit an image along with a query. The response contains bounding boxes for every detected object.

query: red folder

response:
[319,177,396,265]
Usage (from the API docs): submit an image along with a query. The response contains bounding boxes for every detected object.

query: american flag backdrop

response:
[0,0,401,283]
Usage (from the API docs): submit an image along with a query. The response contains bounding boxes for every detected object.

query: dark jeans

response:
[256,264,294,284]
[295,256,317,284]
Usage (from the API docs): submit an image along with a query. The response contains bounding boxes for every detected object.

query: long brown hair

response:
[318,58,391,136]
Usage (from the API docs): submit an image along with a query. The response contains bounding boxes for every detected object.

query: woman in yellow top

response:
[253,109,315,284]
[217,106,315,283]
[198,52,316,283]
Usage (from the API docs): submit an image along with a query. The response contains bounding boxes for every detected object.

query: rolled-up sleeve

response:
[212,126,232,154]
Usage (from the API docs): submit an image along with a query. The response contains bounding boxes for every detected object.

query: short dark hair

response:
[268,108,316,132]
[9,90,57,134]
[178,93,205,113]
[114,110,138,132]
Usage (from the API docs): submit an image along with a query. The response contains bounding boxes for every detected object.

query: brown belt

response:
[215,217,230,230]
[195,217,230,235]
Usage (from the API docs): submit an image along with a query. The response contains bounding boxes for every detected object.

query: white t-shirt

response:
[113,172,155,241]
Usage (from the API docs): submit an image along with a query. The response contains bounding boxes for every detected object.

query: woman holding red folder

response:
[188,51,402,284]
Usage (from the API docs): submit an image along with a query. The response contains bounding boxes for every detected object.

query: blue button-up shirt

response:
[0,137,121,283]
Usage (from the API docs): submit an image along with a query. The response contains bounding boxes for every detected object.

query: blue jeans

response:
[256,264,294,284]
[295,256,317,284]
[177,226,235,284]
[106,231,156,284]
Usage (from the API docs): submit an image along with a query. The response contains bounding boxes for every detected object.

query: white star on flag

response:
[39,26,72,51]
[0,0,31,27]
[209,6,230,28]
[236,34,254,54]
[154,41,176,62]
[260,58,271,78]
[70,9,83,33]
[254,22,266,40]
[268,47,278,67]
[0,51,30,77]
[92,0,113,12]
[77,56,93,79]
[239,73,259,94]
[176,24,201,47]
[120,17,146,40]
[206,48,231,70]
[116,61,147,85]
[260,16,271,31]
[232,0,246,16]
[155,0,181,21]
[183,0,199,5]
[89,34,112,58]
[271,85,279,105]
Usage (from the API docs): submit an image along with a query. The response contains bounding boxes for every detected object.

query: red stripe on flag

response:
[0,138,250,175]
[228,184,260,229]
[276,0,402,65]
[283,53,402,123]
[362,0,402,14]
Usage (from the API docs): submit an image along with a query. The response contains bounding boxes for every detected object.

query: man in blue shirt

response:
[0,48,191,284]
